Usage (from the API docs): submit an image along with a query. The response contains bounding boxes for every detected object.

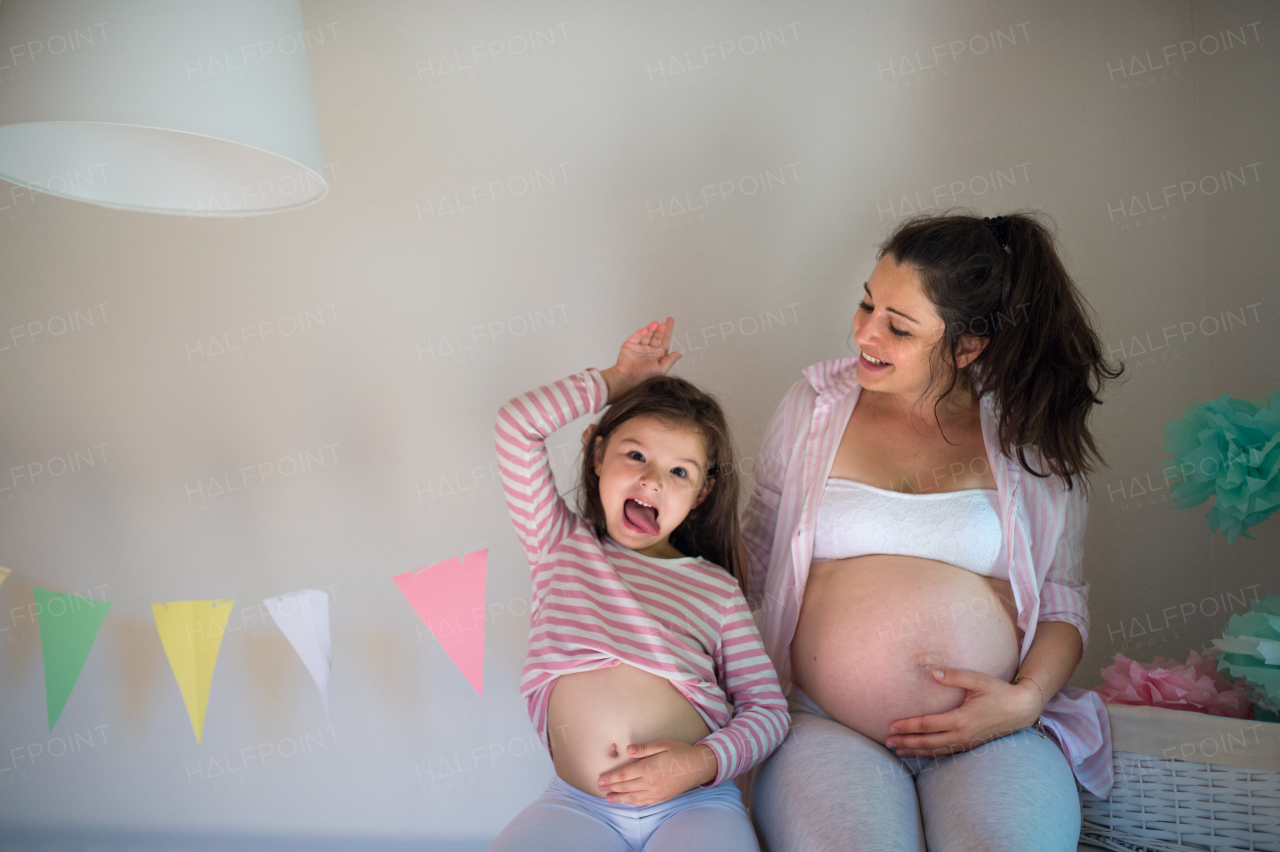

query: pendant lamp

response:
[0,0,328,216]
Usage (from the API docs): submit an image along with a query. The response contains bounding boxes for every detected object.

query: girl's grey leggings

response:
[752,685,1082,852]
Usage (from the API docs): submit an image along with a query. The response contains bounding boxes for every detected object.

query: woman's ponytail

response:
[879,210,1123,489]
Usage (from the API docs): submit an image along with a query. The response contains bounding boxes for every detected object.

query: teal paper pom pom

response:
[1209,594,1280,717]
[1162,389,1280,543]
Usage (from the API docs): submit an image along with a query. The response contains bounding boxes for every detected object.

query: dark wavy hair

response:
[578,375,741,584]
[877,210,1123,490]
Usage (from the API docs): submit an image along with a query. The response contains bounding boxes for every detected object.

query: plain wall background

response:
[0,0,1276,845]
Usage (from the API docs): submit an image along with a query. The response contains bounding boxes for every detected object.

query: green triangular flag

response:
[33,588,112,731]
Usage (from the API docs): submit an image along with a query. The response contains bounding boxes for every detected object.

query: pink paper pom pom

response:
[1093,650,1253,719]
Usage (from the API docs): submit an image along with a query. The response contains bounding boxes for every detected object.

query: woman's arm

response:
[1037,479,1092,664]
[1010,621,1083,722]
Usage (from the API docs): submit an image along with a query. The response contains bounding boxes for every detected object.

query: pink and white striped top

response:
[495,368,790,789]
[741,357,1115,799]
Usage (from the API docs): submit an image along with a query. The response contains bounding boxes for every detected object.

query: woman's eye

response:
[858,300,873,312]
[889,325,910,338]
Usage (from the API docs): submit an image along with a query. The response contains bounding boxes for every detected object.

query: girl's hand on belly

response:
[596,739,718,805]
[882,668,1042,758]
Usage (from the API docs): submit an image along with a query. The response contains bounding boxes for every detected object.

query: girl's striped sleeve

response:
[495,369,608,565]
[696,589,791,787]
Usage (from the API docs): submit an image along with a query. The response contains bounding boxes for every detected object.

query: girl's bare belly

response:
[791,554,1023,745]
[546,661,712,798]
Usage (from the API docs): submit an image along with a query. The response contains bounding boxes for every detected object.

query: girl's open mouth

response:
[622,498,660,536]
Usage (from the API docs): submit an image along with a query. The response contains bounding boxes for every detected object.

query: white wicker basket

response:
[1080,702,1280,852]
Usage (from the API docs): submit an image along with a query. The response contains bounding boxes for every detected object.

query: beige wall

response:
[0,0,1274,841]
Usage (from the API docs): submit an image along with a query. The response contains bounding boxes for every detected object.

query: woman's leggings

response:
[752,685,1081,852]
[486,772,760,852]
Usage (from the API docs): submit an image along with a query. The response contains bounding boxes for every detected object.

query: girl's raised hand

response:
[602,317,681,402]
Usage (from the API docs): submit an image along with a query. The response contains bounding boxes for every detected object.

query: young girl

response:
[487,318,789,851]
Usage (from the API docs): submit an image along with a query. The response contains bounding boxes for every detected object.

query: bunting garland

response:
[152,600,234,743]
[393,548,489,698]
[32,588,112,731]
[263,590,332,723]
[0,549,491,743]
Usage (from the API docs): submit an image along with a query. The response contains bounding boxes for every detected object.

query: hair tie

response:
[983,216,1012,254]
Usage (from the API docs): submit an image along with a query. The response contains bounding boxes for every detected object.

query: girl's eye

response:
[628,451,644,462]
[671,468,687,478]
[889,325,910,338]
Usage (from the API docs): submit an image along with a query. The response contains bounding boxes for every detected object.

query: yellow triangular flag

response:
[0,567,10,587]
[152,600,234,743]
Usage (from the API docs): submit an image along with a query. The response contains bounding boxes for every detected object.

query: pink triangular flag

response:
[393,549,487,697]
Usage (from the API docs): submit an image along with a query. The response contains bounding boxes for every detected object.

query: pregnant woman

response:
[744,212,1122,851]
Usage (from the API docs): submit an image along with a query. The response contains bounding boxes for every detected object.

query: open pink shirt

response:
[740,357,1114,799]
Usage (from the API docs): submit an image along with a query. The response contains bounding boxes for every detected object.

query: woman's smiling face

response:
[592,415,712,558]
[852,253,963,398]
[855,252,983,401]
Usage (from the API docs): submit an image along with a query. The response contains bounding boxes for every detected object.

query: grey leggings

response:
[752,685,1081,852]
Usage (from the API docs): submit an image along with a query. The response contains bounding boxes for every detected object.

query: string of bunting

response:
[0,549,488,741]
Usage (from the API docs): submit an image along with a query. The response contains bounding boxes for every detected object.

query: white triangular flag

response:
[263,589,332,722]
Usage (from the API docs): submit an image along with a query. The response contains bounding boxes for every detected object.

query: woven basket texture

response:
[1081,750,1279,851]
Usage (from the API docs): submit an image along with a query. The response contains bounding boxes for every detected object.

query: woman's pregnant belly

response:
[546,661,712,798]
[790,554,1023,745]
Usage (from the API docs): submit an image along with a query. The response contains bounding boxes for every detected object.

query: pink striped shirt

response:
[495,368,790,788]
[740,357,1114,799]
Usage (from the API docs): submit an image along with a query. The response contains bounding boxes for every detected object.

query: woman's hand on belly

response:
[883,667,1043,758]
[596,740,718,805]
[792,554,1023,743]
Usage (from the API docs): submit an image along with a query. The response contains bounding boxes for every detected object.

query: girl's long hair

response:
[578,375,742,584]
[878,210,1123,490]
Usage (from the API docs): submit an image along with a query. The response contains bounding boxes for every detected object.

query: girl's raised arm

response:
[495,370,609,566]
[494,316,682,566]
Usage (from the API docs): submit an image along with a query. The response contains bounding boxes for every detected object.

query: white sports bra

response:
[812,478,1007,578]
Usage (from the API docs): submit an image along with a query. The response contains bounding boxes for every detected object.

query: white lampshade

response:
[0,0,327,216]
